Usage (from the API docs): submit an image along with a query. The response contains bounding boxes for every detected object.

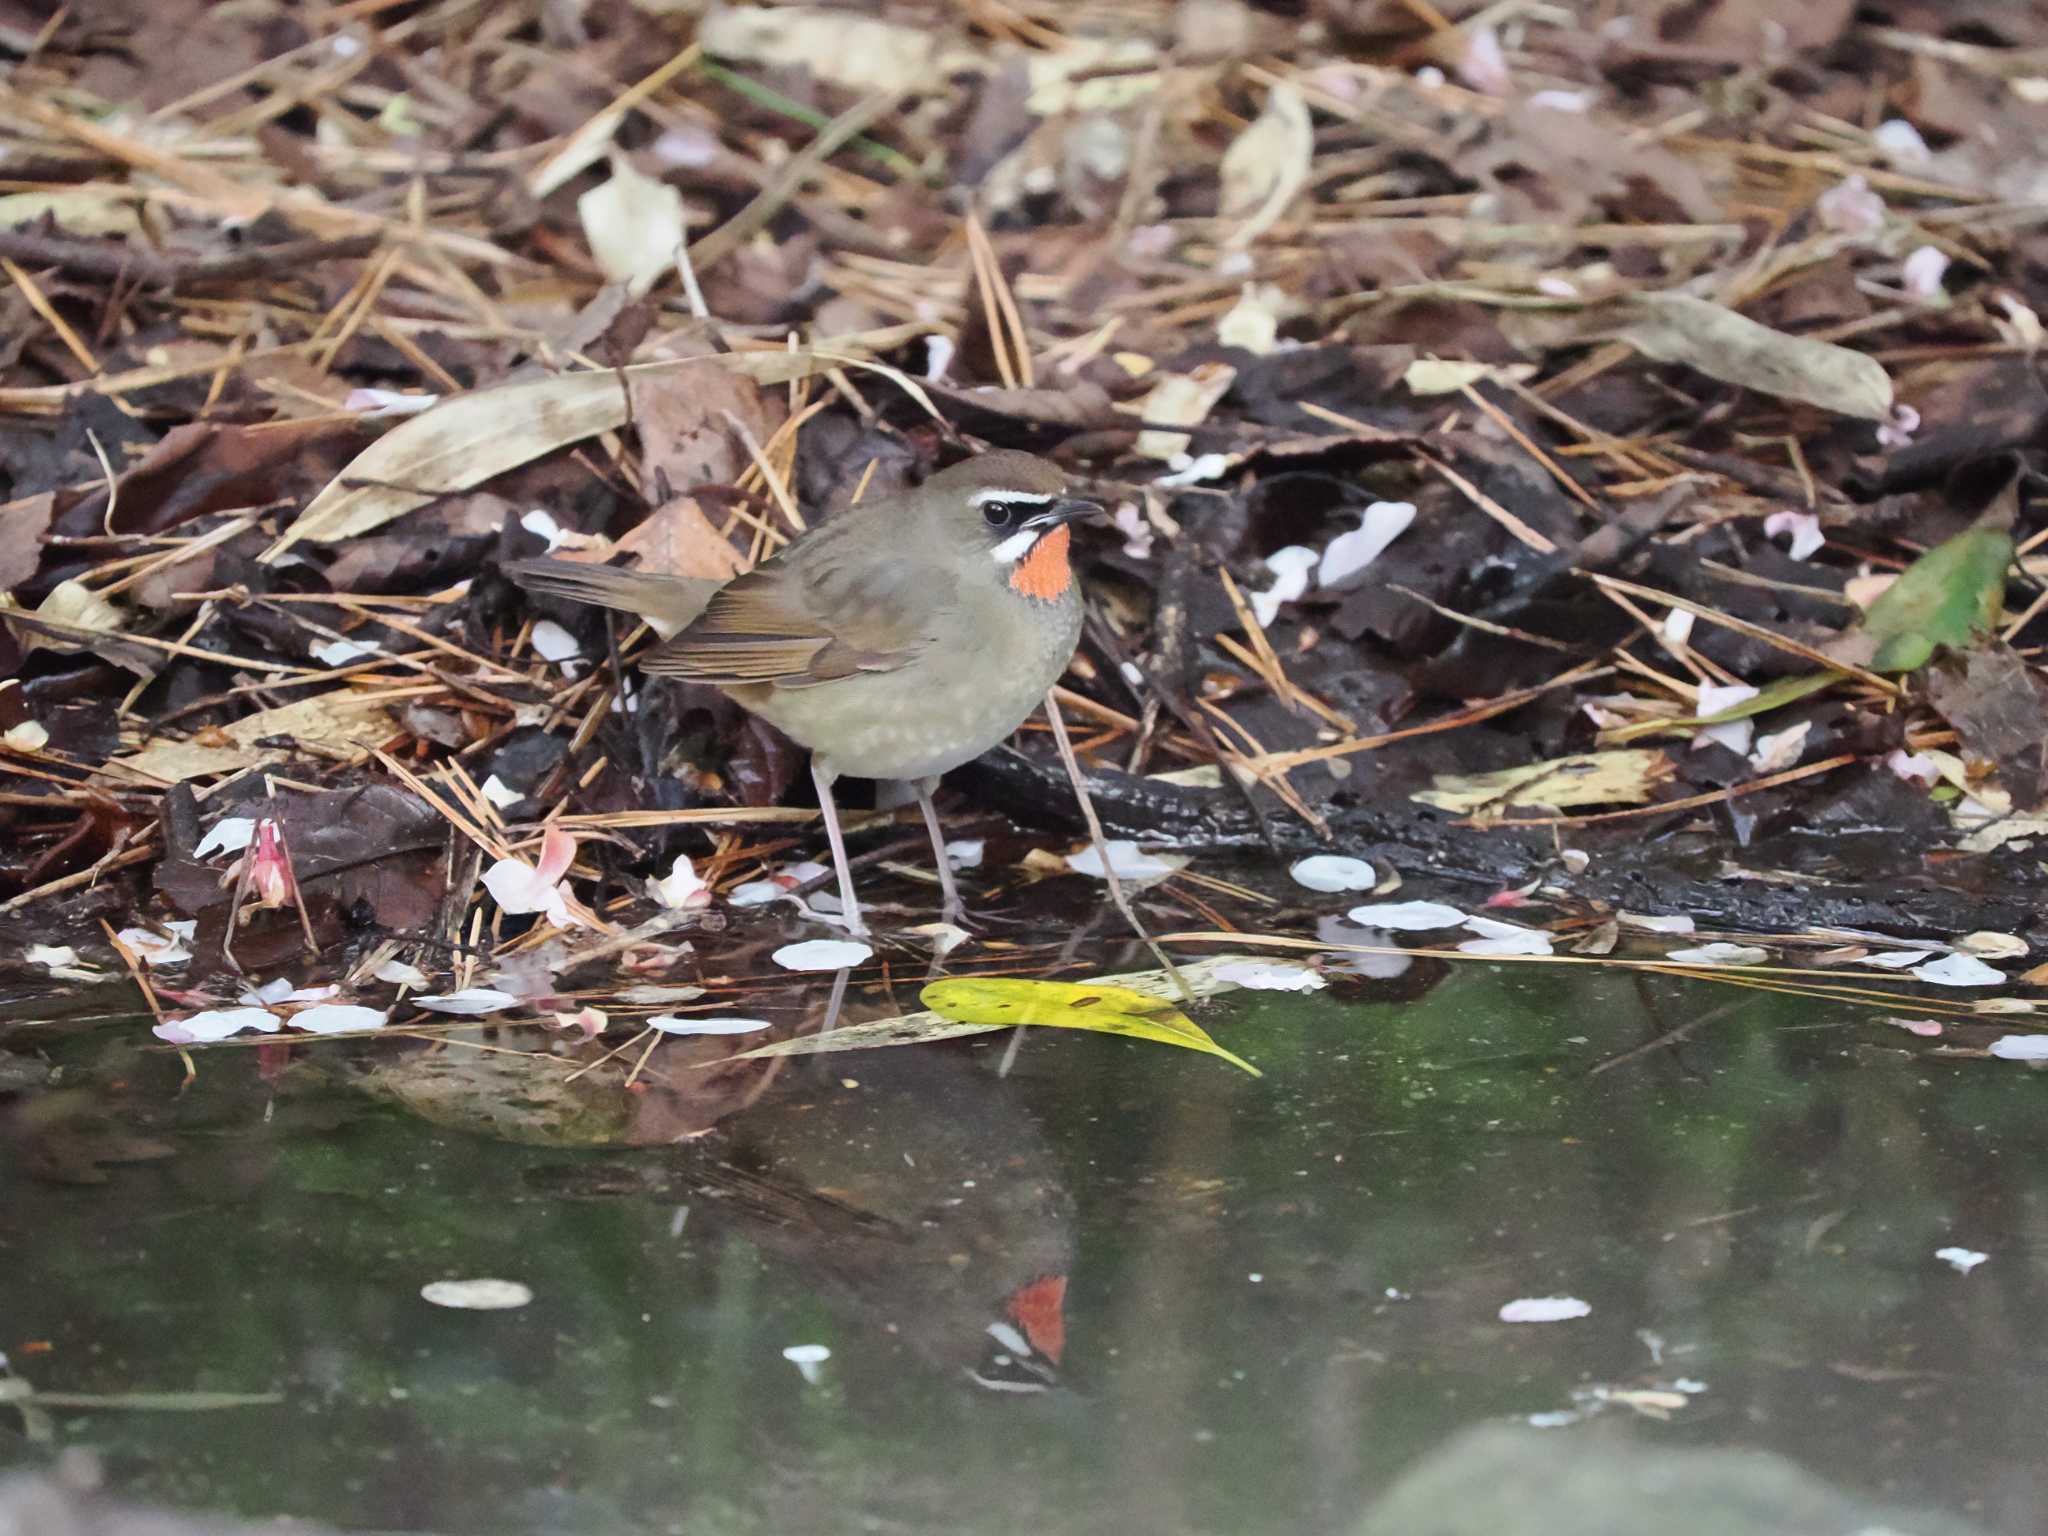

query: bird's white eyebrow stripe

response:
[971,488,1056,507]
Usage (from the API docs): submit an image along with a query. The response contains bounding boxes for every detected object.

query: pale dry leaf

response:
[1614,292,1894,420]
[1025,37,1161,113]
[110,691,397,782]
[1404,358,1529,395]
[1217,283,1290,354]
[1219,81,1313,249]
[262,353,821,565]
[1959,931,2027,959]
[4,577,125,654]
[262,370,634,561]
[700,5,968,94]
[0,189,142,236]
[578,154,687,296]
[1133,362,1238,461]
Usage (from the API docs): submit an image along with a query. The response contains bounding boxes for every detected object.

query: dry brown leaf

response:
[628,356,785,497]
[109,692,400,783]
[0,494,54,593]
[610,496,750,582]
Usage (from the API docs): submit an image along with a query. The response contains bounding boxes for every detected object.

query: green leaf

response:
[1604,672,1840,743]
[919,978,1261,1076]
[1857,527,2013,673]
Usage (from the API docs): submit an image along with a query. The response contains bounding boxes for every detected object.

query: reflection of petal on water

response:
[1315,917,1413,979]
[648,1015,772,1036]
[1499,1296,1591,1323]
[772,939,872,971]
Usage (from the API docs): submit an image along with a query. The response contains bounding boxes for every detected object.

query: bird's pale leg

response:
[811,757,867,937]
[914,775,964,924]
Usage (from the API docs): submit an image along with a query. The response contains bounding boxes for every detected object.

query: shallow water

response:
[3,954,2044,1534]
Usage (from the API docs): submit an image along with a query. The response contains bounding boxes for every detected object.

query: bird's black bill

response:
[1024,496,1103,529]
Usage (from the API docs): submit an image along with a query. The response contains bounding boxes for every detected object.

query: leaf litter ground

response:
[6,0,2048,1087]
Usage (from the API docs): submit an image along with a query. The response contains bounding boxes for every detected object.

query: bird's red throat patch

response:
[1008,523,1073,602]
[1006,1273,1067,1364]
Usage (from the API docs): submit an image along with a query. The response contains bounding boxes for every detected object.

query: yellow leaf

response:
[715,953,1266,1071]
[920,977,1260,1076]
[108,691,397,783]
[1412,749,1673,815]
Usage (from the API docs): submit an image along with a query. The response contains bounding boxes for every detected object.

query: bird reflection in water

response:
[424,972,1082,1396]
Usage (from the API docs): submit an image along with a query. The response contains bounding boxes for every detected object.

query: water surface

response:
[3,955,2042,1533]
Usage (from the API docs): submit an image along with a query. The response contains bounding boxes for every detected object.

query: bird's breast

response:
[734,589,1080,781]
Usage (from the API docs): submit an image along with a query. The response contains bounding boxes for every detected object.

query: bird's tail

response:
[504,558,721,637]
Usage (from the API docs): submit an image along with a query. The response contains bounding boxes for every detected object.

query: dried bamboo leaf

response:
[260,370,635,562]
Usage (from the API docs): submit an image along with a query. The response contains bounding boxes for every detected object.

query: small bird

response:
[509,451,1098,935]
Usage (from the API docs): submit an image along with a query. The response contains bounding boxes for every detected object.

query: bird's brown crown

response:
[923,452,1088,605]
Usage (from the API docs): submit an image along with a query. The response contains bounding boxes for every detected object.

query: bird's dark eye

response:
[981,499,1027,530]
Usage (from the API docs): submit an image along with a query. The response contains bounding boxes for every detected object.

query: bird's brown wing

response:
[505,558,720,632]
[640,516,958,688]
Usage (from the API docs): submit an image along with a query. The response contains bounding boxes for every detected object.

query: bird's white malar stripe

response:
[970,488,1056,508]
[989,527,1038,563]
[967,1371,1052,1393]
[986,1320,1034,1357]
